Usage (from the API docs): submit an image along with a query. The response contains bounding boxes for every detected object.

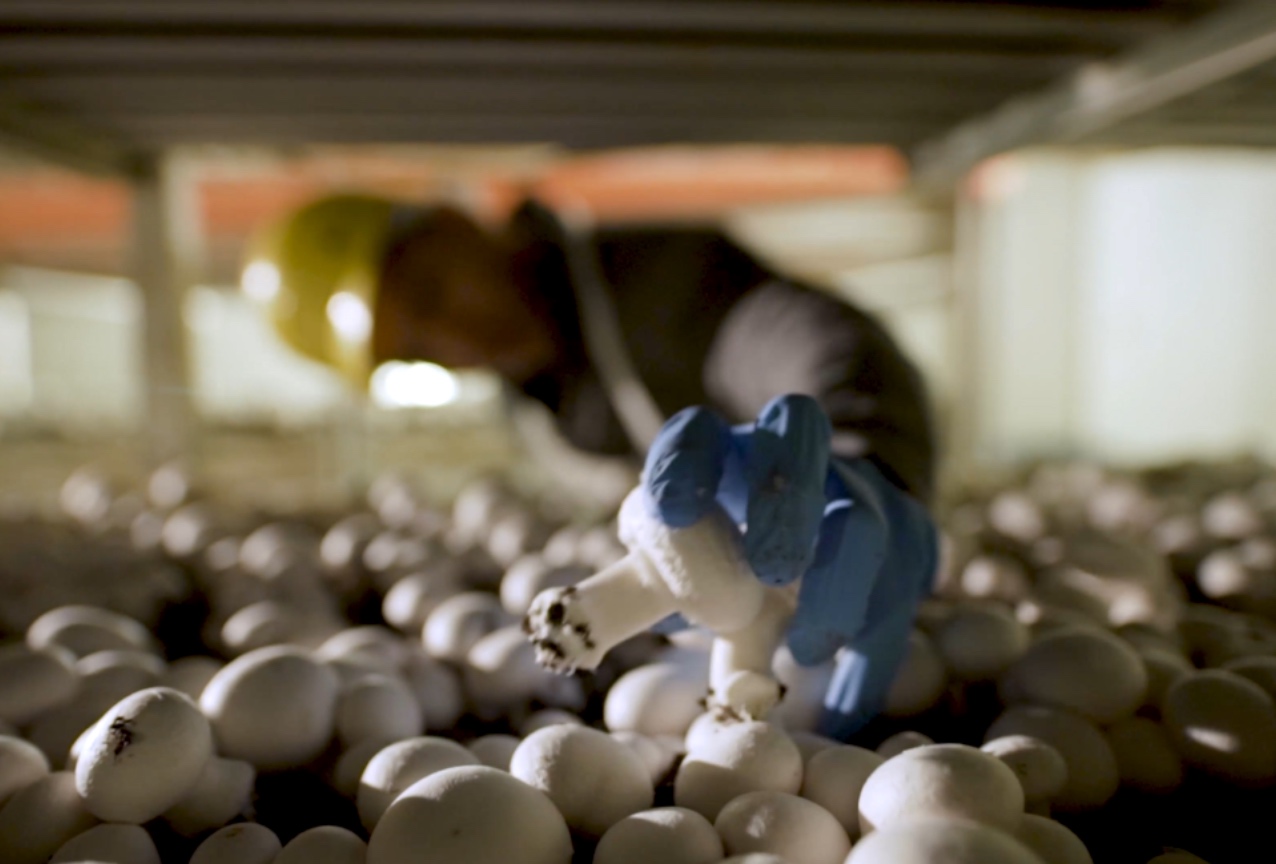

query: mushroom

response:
[1013,814,1094,864]
[985,706,1119,812]
[367,765,572,864]
[1140,648,1194,715]
[500,556,586,617]
[519,709,584,736]
[159,656,224,702]
[883,629,948,718]
[50,823,161,864]
[999,627,1147,724]
[674,721,803,821]
[331,737,397,798]
[199,646,340,770]
[980,736,1068,812]
[858,744,1023,836]
[400,650,464,732]
[189,823,282,864]
[876,731,934,759]
[0,735,49,807]
[0,643,80,725]
[934,604,1029,682]
[465,626,581,721]
[1103,717,1183,795]
[610,731,681,784]
[161,756,255,837]
[1220,654,1276,700]
[960,556,1031,604]
[768,647,836,733]
[846,816,1045,864]
[422,592,510,663]
[594,807,724,864]
[715,790,850,864]
[604,662,709,739]
[383,569,464,633]
[318,626,411,673]
[1161,669,1276,786]
[0,772,99,864]
[468,734,521,771]
[787,731,839,766]
[275,825,368,864]
[335,674,424,747]
[75,687,213,823]
[27,606,156,658]
[799,744,883,839]
[358,737,480,830]
[525,487,795,719]
[510,724,653,837]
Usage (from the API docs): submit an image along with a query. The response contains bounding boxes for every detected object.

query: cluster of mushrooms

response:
[2,456,1276,864]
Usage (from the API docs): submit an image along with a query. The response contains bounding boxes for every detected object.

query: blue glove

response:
[641,394,938,740]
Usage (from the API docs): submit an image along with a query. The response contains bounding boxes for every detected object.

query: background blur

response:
[2,0,1275,517]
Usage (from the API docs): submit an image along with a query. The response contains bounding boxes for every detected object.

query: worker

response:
[242,193,938,739]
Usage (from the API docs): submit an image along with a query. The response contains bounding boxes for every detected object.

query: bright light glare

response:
[1186,725,1240,754]
[242,261,281,303]
[371,361,459,408]
[326,291,372,343]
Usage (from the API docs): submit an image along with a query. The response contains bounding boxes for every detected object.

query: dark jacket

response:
[509,201,936,504]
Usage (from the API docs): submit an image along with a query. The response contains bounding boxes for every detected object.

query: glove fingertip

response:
[786,626,841,667]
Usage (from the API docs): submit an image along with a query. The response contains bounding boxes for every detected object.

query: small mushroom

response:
[0,772,99,864]
[934,604,1029,682]
[1104,717,1183,795]
[275,825,367,864]
[674,721,802,822]
[799,744,884,839]
[604,663,707,739]
[1161,669,1276,786]
[0,736,48,807]
[0,643,80,725]
[335,674,423,747]
[190,823,282,864]
[1013,814,1094,864]
[422,592,509,663]
[981,736,1067,811]
[594,807,723,864]
[999,628,1147,725]
[876,731,934,760]
[985,706,1119,812]
[467,734,521,771]
[715,790,850,864]
[161,756,255,837]
[50,823,161,864]
[882,630,948,718]
[27,606,156,658]
[358,737,479,830]
[846,816,1045,864]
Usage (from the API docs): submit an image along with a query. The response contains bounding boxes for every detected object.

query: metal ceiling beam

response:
[0,91,137,176]
[0,1,1174,43]
[912,1,1276,189]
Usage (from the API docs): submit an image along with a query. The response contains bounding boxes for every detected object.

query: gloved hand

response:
[641,393,938,740]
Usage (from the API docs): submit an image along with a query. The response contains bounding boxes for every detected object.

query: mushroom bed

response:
[2,460,1276,864]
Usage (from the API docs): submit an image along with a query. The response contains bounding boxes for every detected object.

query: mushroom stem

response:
[710,589,798,719]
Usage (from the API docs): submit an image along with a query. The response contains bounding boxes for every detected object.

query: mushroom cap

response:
[935,605,1029,682]
[1000,627,1147,724]
[859,743,1024,836]
[51,823,161,864]
[0,643,80,725]
[985,706,1119,812]
[332,737,397,799]
[190,823,282,864]
[981,736,1068,803]
[847,816,1046,864]
[1220,655,1276,700]
[0,735,50,807]
[75,687,213,823]
[511,724,654,837]
[467,734,521,771]
[335,674,423,747]
[358,737,480,830]
[1162,669,1276,785]
[799,744,884,838]
[27,605,155,658]
[500,556,586,617]
[367,765,572,864]
[674,721,803,821]
[716,790,850,864]
[422,592,508,663]
[400,651,464,731]
[0,772,98,864]
[158,656,224,702]
[383,570,463,633]
[199,646,339,770]
[1104,717,1184,795]
[161,756,255,838]
[275,825,367,864]
[594,807,724,864]
[605,663,707,739]
[1013,814,1094,864]
[876,731,934,760]
[1140,649,1194,714]
[883,630,948,717]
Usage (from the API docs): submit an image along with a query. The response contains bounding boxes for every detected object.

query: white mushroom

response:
[75,687,213,823]
[467,734,521,770]
[161,756,255,837]
[858,744,1024,836]
[787,731,839,766]
[1202,492,1263,540]
[220,601,300,655]
[318,627,410,673]
[767,647,836,733]
[846,816,1045,864]
[0,735,48,808]
[358,737,480,830]
[883,629,948,717]
[0,772,99,864]
[876,731,934,759]
[464,627,568,721]
[716,790,850,864]
[519,709,584,735]
[0,643,80,725]
[511,724,654,837]
[335,674,423,747]
[1013,814,1094,864]
[934,604,1029,682]
[1000,627,1147,724]
[1220,655,1276,700]
[960,556,1030,603]
[1140,648,1194,714]
[1161,669,1276,786]
[275,825,368,864]
[799,744,883,839]
[610,730,681,784]
[400,650,464,731]
[189,823,282,864]
[594,807,724,864]
[981,735,1068,808]
[199,646,340,770]
[985,706,1119,812]
[159,656,224,702]
[50,823,161,864]
[422,592,510,663]
[367,765,572,864]
[604,662,708,739]
[27,606,156,659]
[674,721,803,821]
[500,556,586,617]
[525,488,793,718]
[1104,717,1183,795]
[383,569,464,633]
